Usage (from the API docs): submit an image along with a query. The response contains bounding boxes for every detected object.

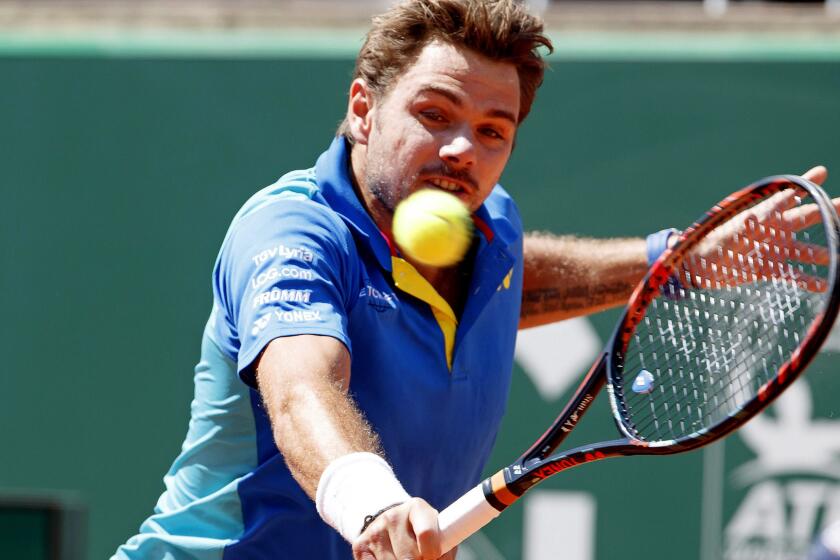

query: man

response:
[114,1,829,558]
[811,522,840,560]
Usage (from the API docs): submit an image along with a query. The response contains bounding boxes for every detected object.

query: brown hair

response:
[338,0,552,137]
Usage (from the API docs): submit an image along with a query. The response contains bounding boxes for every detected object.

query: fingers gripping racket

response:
[438,175,840,553]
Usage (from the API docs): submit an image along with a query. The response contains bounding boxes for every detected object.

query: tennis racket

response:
[438,175,840,553]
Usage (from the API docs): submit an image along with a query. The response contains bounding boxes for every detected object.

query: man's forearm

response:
[256,335,438,553]
[256,335,380,498]
[520,232,648,328]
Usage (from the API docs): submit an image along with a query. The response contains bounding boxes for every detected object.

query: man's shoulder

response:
[228,167,348,231]
[485,184,516,211]
[234,167,323,220]
[217,166,356,266]
[483,184,523,236]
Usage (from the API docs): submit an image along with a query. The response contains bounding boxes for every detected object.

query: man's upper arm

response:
[257,334,352,395]
[211,194,360,386]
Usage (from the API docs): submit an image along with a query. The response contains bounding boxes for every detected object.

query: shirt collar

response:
[315,136,394,271]
[314,135,518,270]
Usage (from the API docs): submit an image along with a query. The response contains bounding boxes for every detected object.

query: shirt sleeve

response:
[212,193,359,386]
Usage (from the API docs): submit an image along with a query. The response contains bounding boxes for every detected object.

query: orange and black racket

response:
[438,175,840,553]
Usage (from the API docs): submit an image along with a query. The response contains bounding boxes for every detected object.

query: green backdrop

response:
[2,31,839,560]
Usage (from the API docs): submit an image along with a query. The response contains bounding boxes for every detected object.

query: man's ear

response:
[347,79,375,145]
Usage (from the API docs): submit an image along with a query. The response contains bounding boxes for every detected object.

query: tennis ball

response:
[392,189,474,267]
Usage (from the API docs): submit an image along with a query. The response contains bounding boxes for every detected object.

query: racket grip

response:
[438,482,500,554]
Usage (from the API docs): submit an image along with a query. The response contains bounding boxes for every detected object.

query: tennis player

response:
[811,521,840,560]
[112,1,830,558]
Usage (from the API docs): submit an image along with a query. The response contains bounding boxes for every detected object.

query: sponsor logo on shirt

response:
[273,309,321,322]
[250,308,322,336]
[497,267,513,292]
[251,244,314,267]
[359,284,397,312]
[250,267,314,290]
[251,314,271,336]
[252,288,312,309]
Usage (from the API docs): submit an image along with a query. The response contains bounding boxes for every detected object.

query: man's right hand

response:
[352,497,457,560]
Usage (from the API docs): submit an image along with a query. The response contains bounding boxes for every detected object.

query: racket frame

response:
[440,176,840,547]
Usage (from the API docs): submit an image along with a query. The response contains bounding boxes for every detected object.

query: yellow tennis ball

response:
[392,189,474,267]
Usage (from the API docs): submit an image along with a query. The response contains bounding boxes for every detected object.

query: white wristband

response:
[315,452,411,543]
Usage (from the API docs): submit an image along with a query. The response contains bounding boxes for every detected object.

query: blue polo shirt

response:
[114,137,523,560]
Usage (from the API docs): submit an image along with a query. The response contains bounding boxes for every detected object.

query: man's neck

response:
[349,142,471,315]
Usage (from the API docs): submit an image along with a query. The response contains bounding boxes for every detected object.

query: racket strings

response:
[629,264,816,439]
[627,289,775,439]
[616,191,830,443]
[628,300,796,439]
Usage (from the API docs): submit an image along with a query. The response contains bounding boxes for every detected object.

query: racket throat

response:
[520,355,608,464]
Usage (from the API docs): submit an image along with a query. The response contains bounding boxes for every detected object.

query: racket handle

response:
[438,483,501,554]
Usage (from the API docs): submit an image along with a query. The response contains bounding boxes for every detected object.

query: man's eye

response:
[421,111,446,123]
[480,127,504,140]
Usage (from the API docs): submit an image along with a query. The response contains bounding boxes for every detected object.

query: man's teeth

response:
[430,179,460,192]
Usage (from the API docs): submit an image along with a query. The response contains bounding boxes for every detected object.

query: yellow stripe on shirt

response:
[391,256,458,370]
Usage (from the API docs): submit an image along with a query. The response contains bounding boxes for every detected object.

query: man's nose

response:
[439,132,476,169]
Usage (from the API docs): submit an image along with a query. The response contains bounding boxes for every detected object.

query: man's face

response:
[362,40,520,214]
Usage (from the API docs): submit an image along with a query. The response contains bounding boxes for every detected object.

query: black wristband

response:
[646,227,685,299]
[360,502,404,535]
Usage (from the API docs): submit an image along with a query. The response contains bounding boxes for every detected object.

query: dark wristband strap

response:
[646,228,684,298]
[360,502,405,535]
[646,228,679,266]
